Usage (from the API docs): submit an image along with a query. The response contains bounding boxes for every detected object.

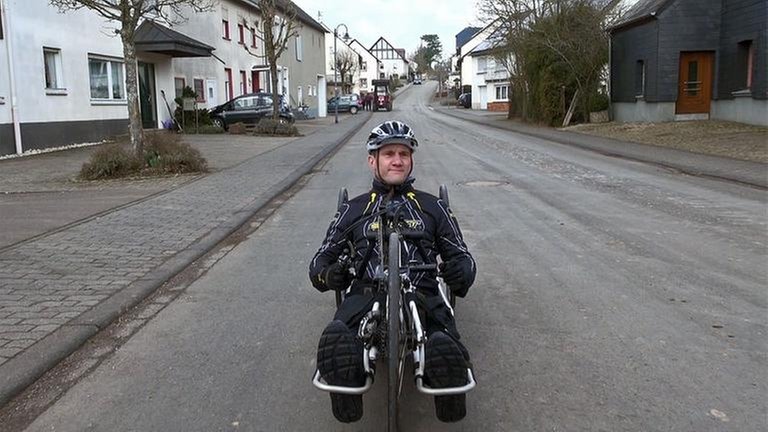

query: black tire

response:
[350,106,359,115]
[435,394,467,423]
[438,184,450,207]
[438,185,456,308]
[212,118,226,130]
[387,232,401,432]
[337,187,348,212]
[334,188,349,308]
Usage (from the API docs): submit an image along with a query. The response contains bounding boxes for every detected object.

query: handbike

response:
[312,185,476,431]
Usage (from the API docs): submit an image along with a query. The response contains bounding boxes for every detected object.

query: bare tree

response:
[248,0,299,120]
[479,0,622,122]
[50,0,216,155]
[331,49,358,93]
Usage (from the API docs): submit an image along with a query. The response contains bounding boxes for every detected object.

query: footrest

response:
[312,370,373,395]
[415,368,476,395]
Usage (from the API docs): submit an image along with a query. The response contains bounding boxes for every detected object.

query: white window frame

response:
[43,47,66,94]
[295,34,303,62]
[88,54,126,103]
[495,85,508,101]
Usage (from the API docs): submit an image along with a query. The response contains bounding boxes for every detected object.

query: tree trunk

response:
[269,64,280,120]
[121,31,145,157]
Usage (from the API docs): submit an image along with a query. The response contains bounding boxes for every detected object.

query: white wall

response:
[348,40,379,93]
[711,98,768,127]
[0,17,11,125]
[172,0,265,109]
[3,0,127,124]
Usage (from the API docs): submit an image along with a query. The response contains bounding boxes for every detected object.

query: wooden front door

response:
[676,52,714,114]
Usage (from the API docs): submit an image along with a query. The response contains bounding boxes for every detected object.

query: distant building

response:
[609,0,767,126]
[369,37,408,80]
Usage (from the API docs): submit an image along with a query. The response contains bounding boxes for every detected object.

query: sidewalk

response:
[433,107,767,189]
[0,112,371,407]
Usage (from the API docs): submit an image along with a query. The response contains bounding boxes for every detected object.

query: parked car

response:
[414,78,422,85]
[457,92,471,109]
[327,94,361,114]
[209,92,294,130]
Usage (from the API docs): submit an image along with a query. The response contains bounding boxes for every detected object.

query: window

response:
[360,78,367,88]
[361,61,367,72]
[251,27,257,48]
[295,34,303,61]
[635,60,645,97]
[222,19,230,40]
[174,77,185,98]
[193,79,205,102]
[477,57,487,73]
[234,96,258,109]
[225,68,233,100]
[88,56,125,100]
[238,24,244,44]
[43,48,65,91]
[240,70,247,95]
[495,85,508,100]
[738,40,754,90]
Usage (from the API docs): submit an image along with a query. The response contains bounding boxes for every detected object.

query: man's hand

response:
[322,262,352,292]
[439,257,475,297]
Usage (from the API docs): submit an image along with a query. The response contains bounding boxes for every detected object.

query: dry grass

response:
[564,120,768,163]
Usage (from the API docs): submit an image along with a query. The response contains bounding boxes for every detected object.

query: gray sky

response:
[292,0,483,58]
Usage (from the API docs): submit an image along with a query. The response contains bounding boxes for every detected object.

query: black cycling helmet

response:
[366,121,418,153]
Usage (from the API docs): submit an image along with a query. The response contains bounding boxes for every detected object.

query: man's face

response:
[368,144,413,185]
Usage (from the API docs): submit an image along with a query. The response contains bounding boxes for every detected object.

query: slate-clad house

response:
[609,0,767,126]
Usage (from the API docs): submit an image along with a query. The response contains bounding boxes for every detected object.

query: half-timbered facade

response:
[369,37,408,80]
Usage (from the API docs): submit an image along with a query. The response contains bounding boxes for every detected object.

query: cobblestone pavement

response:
[0,115,367,367]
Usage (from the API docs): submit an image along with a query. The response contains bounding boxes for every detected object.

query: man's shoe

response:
[317,320,365,423]
[425,331,469,422]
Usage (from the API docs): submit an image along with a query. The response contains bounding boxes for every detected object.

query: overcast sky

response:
[292,0,484,58]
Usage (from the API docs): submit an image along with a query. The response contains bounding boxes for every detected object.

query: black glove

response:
[322,262,352,292]
[439,257,475,297]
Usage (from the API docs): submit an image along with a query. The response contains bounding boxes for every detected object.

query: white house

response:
[322,25,360,95]
[172,0,328,118]
[369,37,408,80]
[0,0,213,156]
[348,39,381,93]
[467,37,512,111]
[456,20,511,110]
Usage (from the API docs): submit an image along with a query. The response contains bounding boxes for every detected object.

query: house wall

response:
[0,0,133,155]
[610,21,660,102]
[655,0,723,102]
[348,40,380,93]
[717,0,767,100]
[711,97,768,126]
[279,22,326,117]
[172,0,264,110]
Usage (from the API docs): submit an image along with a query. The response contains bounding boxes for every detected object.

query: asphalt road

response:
[19,82,767,431]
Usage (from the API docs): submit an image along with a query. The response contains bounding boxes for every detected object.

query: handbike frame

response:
[312,186,476,430]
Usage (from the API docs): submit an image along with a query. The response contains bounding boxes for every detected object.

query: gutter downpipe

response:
[1,0,22,154]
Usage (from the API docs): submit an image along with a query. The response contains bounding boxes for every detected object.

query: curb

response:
[434,107,767,189]
[0,112,372,408]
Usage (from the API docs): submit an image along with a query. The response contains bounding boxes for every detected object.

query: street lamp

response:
[333,23,350,124]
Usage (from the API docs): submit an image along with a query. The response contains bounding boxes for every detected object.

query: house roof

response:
[135,20,214,57]
[458,18,501,60]
[348,39,378,60]
[609,0,675,32]
[240,0,327,33]
[369,37,408,61]
[455,26,481,52]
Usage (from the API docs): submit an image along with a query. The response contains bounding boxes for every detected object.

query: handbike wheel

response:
[387,232,401,432]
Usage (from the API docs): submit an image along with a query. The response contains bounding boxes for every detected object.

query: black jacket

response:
[309,178,476,296]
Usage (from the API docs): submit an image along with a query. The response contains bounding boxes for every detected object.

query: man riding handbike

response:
[309,121,477,424]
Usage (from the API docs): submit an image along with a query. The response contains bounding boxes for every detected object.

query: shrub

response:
[143,133,208,174]
[79,144,141,180]
[253,119,300,136]
[79,133,207,180]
